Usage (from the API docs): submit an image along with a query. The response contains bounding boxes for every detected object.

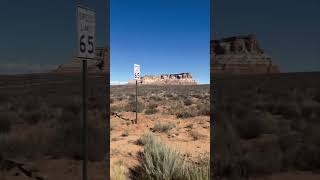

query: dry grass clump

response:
[183,99,193,106]
[111,160,128,180]
[124,100,144,113]
[121,131,129,137]
[130,135,210,180]
[152,122,176,133]
[144,103,158,115]
[136,132,156,146]
[189,130,207,141]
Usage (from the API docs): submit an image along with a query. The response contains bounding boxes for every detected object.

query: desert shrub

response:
[128,94,135,101]
[165,93,173,98]
[144,103,158,115]
[125,100,144,113]
[111,137,119,141]
[59,121,105,161]
[0,113,13,134]
[0,126,58,159]
[111,104,125,112]
[235,115,266,139]
[130,138,185,180]
[184,155,210,180]
[152,122,176,133]
[185,124,193,129]
[196,103,210,116]
[130,137,210,180]
[111,160,128,180]
[150,95,162,102]
[184,99,193,106]
[167,102,184,115]
[176,111,195,119]
[189,130,206,141]
[110,122,116,131]
[121,131,129,137]
[241,136,283,175]
[136,132,155,146]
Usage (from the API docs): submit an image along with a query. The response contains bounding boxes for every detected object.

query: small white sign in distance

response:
[134,64,140,80]
[77,6,96,59]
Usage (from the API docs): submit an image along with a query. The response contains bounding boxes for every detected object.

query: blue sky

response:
[0,0,107,74]
[213,0,320,72]
[110,0,210,84]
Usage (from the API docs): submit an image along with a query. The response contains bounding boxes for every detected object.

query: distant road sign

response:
[134,64,140,80]
[77,6,96,59]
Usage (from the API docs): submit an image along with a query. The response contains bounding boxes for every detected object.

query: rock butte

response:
[211,34,280,75]
[128,73,197,85]
[53,47,109,74]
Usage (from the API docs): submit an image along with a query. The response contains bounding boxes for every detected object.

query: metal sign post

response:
[134,64,140,124]
[77,5,96,180]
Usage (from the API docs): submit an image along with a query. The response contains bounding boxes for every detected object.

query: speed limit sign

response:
[134,64,140,80]
[77,6,96,59]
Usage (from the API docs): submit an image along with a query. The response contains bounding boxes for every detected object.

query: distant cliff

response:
[129,73,197,85]
[211,34,279,75]
[53,47,109,74]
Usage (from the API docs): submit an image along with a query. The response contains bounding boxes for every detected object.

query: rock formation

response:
[53,47,109,74]
[211,34,279,75]
[128,73,197,85]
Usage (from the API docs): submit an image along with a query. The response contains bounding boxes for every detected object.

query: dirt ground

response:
[110,85,210,178]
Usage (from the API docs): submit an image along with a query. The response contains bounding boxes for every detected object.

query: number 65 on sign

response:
[77,6,96,59]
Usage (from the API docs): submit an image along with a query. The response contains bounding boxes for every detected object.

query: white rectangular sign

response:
[134,64,140,80]
[77,6,96,59]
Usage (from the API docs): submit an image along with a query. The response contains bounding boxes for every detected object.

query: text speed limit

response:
[77,6,96,59]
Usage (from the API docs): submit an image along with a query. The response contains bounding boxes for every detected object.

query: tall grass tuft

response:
[130,135,210,180]
[111,160,128,180]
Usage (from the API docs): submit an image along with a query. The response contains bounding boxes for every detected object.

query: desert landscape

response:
[0,73,107,180]
[212,72,320,180]
[211,35,320,179]
[110,79,210,179]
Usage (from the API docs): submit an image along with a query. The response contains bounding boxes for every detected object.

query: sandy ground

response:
[110,111,210,173]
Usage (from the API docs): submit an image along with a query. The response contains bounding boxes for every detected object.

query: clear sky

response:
[213,0,320,72]
[110,0,210,84]
[0,0,107,74]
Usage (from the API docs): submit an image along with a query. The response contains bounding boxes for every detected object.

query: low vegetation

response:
[213,74,320,179]
[152,122,176,133]
[130,135,210,180]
